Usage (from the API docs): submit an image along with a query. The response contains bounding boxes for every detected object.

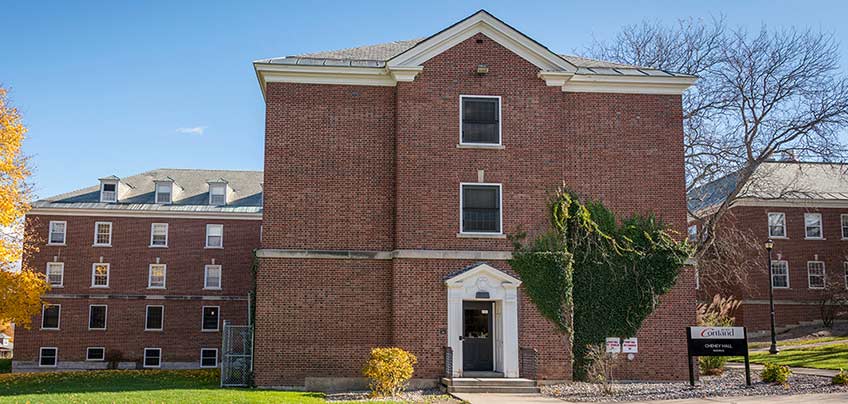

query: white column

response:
[502,284,520,378]
[447,285,464,377]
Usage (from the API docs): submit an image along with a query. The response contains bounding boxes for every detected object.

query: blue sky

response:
[3,0,847,198]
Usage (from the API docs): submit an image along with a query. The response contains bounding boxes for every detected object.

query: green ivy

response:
[511,187,691,379]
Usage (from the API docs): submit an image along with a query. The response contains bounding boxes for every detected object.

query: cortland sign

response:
[686,326,750,386]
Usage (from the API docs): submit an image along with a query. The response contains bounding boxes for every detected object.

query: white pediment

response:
[387,10,576,73]
[444,263,522,287]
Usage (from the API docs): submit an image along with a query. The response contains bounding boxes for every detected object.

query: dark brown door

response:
[462,301,494,371]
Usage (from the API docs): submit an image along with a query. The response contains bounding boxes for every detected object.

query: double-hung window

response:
[155,183,172,204]
[148,264,166,289]
[100,182,117,203]
[844,262,848,289]
[86,347,105,361]
[460,96,501,145]
[200,348,218,368]
[48,221,66,245]
[46,262,64,287]
[145,305,164,331]
[93,222,112,246]
[143,348,161,368]
[807,261,826,289]
[205,224,223,248]
[39,347,58,367]
[204,265,222,290]
[89,305,107,330]
[41,304,60,330]
[91,263,110,288]
[202,306,220,331]
[805,213,823,239]
[767,213,786,238]
[771,260,790,289]
[209,183,226,205]
[460,184,502,234]
[150,223,168,247]
[842,215,848,239]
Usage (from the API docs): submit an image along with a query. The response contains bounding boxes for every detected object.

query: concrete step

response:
[447,385,541,394]
[442,377,536,387]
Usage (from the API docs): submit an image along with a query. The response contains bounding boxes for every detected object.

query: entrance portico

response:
[445,263,522,378]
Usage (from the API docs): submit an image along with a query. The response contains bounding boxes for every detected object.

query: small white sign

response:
[689,326,745,340]
[622,337,638,353]
[605,337,621,353]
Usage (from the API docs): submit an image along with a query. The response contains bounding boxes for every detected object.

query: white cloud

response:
[176,126,207,135]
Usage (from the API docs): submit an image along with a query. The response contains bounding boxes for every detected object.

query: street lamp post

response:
[765,239,779,355]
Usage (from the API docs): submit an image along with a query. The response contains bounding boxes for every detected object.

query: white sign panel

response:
[689,326,745,340]
[622,337,638,353]
[605,337,621,353]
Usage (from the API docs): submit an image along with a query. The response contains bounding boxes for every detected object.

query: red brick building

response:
[252,10,697,389]
[13,169,262,371]
[689,162,848,332]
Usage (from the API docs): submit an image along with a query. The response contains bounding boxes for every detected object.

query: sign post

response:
[686,326,750,387]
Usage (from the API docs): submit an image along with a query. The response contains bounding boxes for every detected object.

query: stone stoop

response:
[441,377,540,394]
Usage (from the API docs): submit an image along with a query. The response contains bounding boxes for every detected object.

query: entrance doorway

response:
[462,301,494,371]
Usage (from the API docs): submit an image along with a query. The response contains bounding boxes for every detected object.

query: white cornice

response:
[28,207,262,221]
[562,74,697,95]
[732,198,848,209]
[538,71,574,87]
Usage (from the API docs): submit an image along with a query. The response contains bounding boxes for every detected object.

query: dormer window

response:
[209,183,227,206]
[99,176,120,203]
[155,182,172,204]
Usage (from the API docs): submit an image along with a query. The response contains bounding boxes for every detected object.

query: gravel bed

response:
[541,368,848,402]
[325,388,458,403]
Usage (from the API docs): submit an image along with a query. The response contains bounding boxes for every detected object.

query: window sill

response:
[203,287,222,291]
[772,287,790,290]
[92,244,112,248]
[144,329,163,332]
[457,233,507,239]
[768,236,788,240]
[804,237,826,240]
[91,286,109,289]
[149,245,168,248]
[50,285,63,288]
[204,246,224,250]
[147,287,166,290]
[456,144,505,150]
[202,329,220,333]
[47,243,66,247]
[40,328,60,331]
[88,328,107,331]
[809,287,826,290]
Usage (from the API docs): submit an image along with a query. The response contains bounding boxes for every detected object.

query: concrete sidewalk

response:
[452,392,848,404]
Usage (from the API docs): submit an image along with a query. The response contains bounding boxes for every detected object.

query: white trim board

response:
[28,207,262,220]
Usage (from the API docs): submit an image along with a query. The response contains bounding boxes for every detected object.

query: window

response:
[771,260,790,288]
[145,305,164,331]
[91,263,110,288]
[41,304,60,330]
[460,184,502,234]
[767,213,786,238]
[842,215,848,239]
[808,261,826,289]
[48,221,66,245]
[143,348,161,368]
[844,262,848,289]
[204,265,221,290]
[206,224,223,248]
[805,213,823,239]
[39,347,58,367]
[209,183,226,205]
[100,182,117,202]
[93,222,112,246]
[86,347,105,361]
[148,264,166,289]
[46,262,64,287]
[688,225,698,242]
[89,305,107,330]
[202,306,219,331]
[150,223,168,247]
[460,96,501,145]
[200,348,218,368]
[155,182,172,204]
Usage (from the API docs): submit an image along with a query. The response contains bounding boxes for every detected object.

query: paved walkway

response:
[452,392,848,404]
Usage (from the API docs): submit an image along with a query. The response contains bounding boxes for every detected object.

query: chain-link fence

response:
[221,320,253,387]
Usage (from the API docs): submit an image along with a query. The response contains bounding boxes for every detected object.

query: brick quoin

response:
[255,33,695,387]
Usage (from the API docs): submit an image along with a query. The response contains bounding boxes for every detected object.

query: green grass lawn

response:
[730,343,848,370]
[748,336,848,349]
[0,369,386,404]
[0,359,10,374]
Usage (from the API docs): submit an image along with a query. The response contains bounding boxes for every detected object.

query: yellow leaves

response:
[362,347,417,397]
[0,269,50,328]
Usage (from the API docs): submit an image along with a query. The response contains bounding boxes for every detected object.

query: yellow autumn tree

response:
[0,85,49,329]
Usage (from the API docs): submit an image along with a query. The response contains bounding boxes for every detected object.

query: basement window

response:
[86,347,105,361]
[39,347,58,367]
[460,96,501,145]
[200,348,218,368]
[143,348,161,368]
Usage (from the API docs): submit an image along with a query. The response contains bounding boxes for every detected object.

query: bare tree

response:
[587,19,848,284]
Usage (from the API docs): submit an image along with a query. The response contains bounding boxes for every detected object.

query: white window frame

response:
[93,221,112,247]
[91,263,110,288]
[100,182,118,203]
[143,348,161,368]
[807,261,826,289]
[88,304,108,330]
[46,262,64,288]
[844,262,848,290]
[41,304,61,330]
[767,212,787,238]
[209,183,227,206]
[205,224,224,248]
[150,223,168,247]
[459,183,503,235]
[48,221,67,245]
[204,264,222,290]
[145,305,164,331]
[200,348,218,368]
[201,305,220,332]
[804,212,824,239]
[155,182,173,204]
[841,214,848,240]
[39,347,58,367]
[459,95,503,147]
[771,260,790,289]
[148,264,167,289]
[86,347,106,361]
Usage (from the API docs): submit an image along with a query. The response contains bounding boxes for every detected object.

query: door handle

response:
[459,336,464,341]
